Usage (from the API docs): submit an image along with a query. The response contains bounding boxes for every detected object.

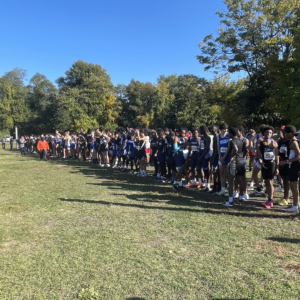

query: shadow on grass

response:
[266,237,300,244]
[59,198,292,219]
[126,298,146,300]
[22,152,291,218]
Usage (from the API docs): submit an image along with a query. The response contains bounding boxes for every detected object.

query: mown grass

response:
[0,149,300,300]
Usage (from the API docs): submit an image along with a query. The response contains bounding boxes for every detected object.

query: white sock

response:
[250,182,253,187]
[293,205,298,209]
[222,187,225,192]
[229,197,233,202]
[261,182,264,187]
[178,181,182,187]
[207,183,210,188]
[191,180,195,184]
[198,179,202,184]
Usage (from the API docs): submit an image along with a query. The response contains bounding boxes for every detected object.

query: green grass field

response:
[0,149,300,300]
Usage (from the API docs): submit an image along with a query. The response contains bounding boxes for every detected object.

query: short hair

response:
[262,126,274,134]
[229,127,239,136]
[284,125,296,134]
[237,126,244,134]
[219,123,228,130]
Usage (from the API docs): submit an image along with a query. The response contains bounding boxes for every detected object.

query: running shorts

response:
[261,163,276,180]
[289,161,300,182]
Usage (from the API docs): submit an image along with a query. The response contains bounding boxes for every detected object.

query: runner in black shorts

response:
[280,125,300,213]
[257,126,279,209]
[223,127,246,207]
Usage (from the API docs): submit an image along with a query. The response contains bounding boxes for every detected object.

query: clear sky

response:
[0,0,226,86]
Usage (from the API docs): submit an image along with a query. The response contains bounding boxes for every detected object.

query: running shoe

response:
[133,171,139,175]
[185,182,196,188]
[217,190,226,196]
[222,201,233,207]
[236,197,244,205]
[141,174,147,177]
[203,187,212,192]
[172,184,178,191]
[128,170,134,174]
[106,164,111,167]
[278,199,289,206]
[196,183,202,189]
[248,186,254,191]
[136,173,142,176]
[241,194,249,200]
[100,164,105,167]
[233,192,239,199]
[262,201,273,209]
[224,192,229,197]
[285,206,298,213]
[209,189,218,195]
[274,187,284,192]
[178,185,186,189]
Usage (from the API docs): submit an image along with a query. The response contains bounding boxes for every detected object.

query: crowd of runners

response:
[3,124,300,213]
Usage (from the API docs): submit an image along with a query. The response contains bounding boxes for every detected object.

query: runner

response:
[197,125,212,192]
[256,126,279,209]
[209,125,220,194]
[156,129,167,181]
[277,129,290,205]
[281,126,300,213]
[218,123,230,196]
[172,128,188,190]
[136,129,147,177]
[185,127,200,188]
[223,127,246,206]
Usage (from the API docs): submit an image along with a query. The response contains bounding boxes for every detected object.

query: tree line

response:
[0,0,299,136]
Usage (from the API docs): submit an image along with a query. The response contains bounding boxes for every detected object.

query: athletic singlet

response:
[219,133,229,157]
[65,137,71,147]
[177,137,186,151]
[260,140,276,164]
[278,139,289,160]
[145,136,150,148]
[190,138,200,153]
[136,138,145,151]
[209,135,214,156]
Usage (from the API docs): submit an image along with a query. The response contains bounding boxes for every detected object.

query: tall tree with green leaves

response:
[55,60,118,131]
[197,0,300,127]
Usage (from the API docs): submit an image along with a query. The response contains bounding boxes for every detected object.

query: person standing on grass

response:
[217,123,230,196]
[280,125,300,213]
[19,136,26,155]
[37,135,49,160]
[256,126,279,209]
[10,136,13,150]
[2,136,6,149]
[222,127,246,207]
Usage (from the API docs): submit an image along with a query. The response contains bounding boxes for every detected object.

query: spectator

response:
[19,136,26,155]
[10,136,14,150]
[37,135,49,160]
[2,136,6,149]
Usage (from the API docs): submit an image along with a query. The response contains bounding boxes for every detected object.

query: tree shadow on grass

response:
[22,153,291,218]
[59,198,292,219]
[266,237,300,244]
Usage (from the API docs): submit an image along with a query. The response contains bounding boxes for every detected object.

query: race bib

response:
[220,147,227,153]
[200,143,205,150]
[112,146,115,150]
[264,152,274,160]
[191,145,198,152]
[280,146,287,154]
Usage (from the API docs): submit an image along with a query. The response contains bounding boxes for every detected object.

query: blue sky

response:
[0,0,226,86]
